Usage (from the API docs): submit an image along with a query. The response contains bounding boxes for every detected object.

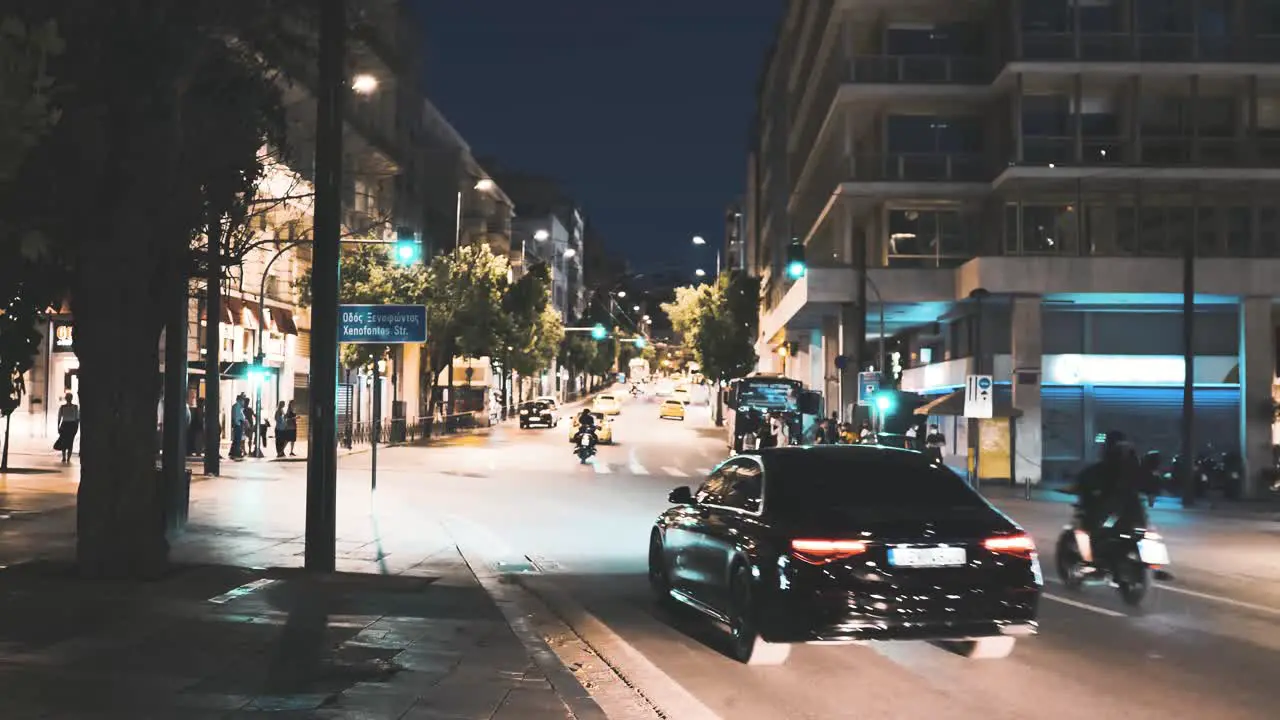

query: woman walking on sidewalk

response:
[53,393,79,463]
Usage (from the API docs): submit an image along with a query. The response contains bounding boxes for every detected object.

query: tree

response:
[500,263,561,384]
[0,16,62,472]
[0,1,297,578]
[662,273,760,382]
[296,243,428,370]
[422,244,509,415]
[697,273,761,383]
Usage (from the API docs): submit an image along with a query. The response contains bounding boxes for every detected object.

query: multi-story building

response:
[748,0,1280,495]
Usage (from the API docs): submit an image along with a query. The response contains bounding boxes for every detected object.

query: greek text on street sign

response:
[339,304,427,344]
[964,374,994,419]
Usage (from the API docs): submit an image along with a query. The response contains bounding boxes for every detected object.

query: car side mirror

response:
[668,486,695,505]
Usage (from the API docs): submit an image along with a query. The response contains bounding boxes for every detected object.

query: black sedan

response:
[517,401,558,428]
[648,445,1042,665]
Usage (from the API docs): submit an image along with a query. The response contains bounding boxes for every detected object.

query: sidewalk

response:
[0,477,599,719]
[978,483,1280,522]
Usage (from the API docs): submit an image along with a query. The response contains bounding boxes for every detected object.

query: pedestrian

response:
[274,401,287,458]
[230,394,246,459]
[284,400,299,456]
[189,397,205,457]
[924,423,946,463]
[824,412,840,444]
[53,393,80,463]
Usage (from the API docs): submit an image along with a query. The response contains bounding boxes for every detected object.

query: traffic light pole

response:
[305,0,344,573]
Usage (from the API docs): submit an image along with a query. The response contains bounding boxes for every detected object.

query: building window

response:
[1008,203,1079,255]
[886,209,971,267]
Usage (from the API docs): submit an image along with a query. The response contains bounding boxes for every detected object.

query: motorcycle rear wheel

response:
[1055,530,1085,590]
[1116,553,1151,606]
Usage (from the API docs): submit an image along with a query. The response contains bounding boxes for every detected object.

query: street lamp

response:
[616,290,626,298]
[694,268,706,277]
[692,235,720,276]
[633,304,640,312]
[474,178,496,192]
[457,177,497,248]
[563,248,577,259]
[521,228,549,273]
[351,74,378,95]
[534,229,550,241]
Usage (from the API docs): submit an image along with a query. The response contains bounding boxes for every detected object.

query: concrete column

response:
[822,315,840,417]
[1010,296,1043,486]
[1239,297,1274,499]
[401,343,421,421]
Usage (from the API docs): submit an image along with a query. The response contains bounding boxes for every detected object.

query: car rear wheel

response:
[728,564,791,665]
[961,637,1016,660]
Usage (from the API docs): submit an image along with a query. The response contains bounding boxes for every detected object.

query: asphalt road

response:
[184,389,1280,719]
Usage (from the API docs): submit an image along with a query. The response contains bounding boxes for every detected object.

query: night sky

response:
[415,0,781,273]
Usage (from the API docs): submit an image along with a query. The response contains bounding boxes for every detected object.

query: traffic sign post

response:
[964,375,993,418]
[856,371,880,407]
[339,304,427,344]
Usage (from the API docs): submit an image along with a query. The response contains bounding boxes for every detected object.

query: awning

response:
[199,299,235,325]
[224,297,245,327]
[263,306,299,335]
[913,390,1023,419]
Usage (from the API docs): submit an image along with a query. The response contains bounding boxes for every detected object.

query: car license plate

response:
[888,546,967,568]
[1137,539,1170,565]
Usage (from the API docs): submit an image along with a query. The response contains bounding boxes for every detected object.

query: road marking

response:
[207,578,278,604]
[695,468,710,476]
[1042,592,1127,617]
[1152,582,1280,617]
[661,467,687,478]
[593,462,613,474]
[628,448,648,476]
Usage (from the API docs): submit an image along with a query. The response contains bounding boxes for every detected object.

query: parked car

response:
[648,446,1041,665]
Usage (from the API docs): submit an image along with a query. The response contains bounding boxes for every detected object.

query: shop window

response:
[1085,203,1124,255]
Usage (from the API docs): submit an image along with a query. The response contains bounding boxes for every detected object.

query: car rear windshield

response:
[765,452,987,516]
[597,395,615,401]
[521,402,549,411]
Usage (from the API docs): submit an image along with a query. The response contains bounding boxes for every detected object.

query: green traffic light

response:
[591,324,607,340]
[393,241,420,265]
[874,393,892,412]
[634,338,646,349]
[786,260,806,279]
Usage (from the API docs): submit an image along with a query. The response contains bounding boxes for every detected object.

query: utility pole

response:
[371,359,381,492]
[162,280,189,534]
[1180,198,1196,507]
[204,217,222,477]
[305,0,345,573]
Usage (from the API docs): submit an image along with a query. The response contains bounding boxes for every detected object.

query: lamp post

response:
[457,177,496,249]
[692,235,720,277]
[371,355,385,492]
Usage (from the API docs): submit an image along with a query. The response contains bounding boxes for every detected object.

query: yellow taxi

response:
[659,399,686,421]
[671,386,692,404]
[569,412,613,444]
[592,393,623,415]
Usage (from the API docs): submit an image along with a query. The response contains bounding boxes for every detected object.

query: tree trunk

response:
[1,413,11,473]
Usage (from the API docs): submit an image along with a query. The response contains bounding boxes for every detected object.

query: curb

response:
[449,541,610,720]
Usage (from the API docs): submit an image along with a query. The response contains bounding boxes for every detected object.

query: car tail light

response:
[790,539,868,565]
[983,533,1036,558]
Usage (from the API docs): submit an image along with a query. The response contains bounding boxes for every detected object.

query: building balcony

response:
[849,55,991,85]
[1017,32,1280,65]
[850,153,990,183]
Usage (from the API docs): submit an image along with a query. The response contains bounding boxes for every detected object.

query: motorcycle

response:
[1055,511,1172,606]
[575,430,597,463]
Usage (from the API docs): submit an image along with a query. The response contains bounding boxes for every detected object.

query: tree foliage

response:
[296,243,428,370]
[662,273,761,382]
[499,263,561,378]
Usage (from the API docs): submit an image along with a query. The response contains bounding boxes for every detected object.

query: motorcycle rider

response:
[1073,430,1148,564]
[572,408,598,453]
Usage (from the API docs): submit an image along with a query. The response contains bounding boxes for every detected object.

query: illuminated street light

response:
[633,305,640,312]
[533,229,550,241]
[642,314,651,322]
[474,178,496,192]
[694,268,706,277]
[616,290,626,298]
[563,248,577,259]
[692,235,706,245]
[351,74,379,94]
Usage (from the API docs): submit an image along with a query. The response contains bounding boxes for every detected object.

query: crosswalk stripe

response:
[629,462,648,475]
[593,462,613,474]
[662,467,687,477]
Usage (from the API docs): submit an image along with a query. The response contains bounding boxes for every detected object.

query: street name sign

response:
[857,371,880,407]
[339,304,427,344]
[964,374,993,418]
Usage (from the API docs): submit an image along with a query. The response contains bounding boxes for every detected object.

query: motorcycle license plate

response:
[888,546,967,568]
[1137,539,1170,565]
[579,436,591,446]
